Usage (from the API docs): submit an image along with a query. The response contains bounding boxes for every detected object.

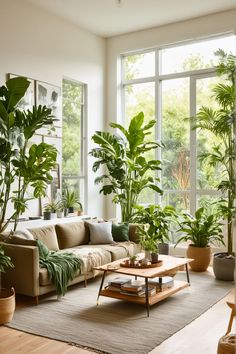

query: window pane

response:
[197,194,222,214]
[124,51,155,80]
[62,79,83,198]
[162,78,190,193]
[161,35,235,74]
[125,82,156,204]
[196,76,224,190]
[163,192,190,212]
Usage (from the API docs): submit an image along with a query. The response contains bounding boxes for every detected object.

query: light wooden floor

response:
[0,288,234,354]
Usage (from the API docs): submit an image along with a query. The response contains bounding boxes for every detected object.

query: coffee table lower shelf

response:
[100,280,189,306]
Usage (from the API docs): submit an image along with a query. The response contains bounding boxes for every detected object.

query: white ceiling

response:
[25,0,236,38]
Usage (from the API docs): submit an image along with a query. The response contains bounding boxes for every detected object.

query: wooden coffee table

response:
[94,254,193,317]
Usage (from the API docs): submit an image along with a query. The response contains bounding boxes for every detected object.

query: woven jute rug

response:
[6,271,233,354]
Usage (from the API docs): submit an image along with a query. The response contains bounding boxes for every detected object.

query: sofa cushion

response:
[112,223,129,242]
[28,225,59,251]
[87,221,114,245]
[58,246,112,274]
[55,222,89,249]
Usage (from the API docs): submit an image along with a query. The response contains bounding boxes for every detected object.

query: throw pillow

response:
[112,223,129,242]
[28,225,59,251]
[55,222,89,249]
[87,221,114,245]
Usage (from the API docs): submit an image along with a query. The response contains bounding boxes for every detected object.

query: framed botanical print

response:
[36,80,62,127]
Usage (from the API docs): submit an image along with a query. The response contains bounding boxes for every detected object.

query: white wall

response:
[0,0,106,219]
[106,9,236,219]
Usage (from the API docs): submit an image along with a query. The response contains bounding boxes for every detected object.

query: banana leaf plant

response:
[0,77,57,233]
[193,50,236,255]
[90,112,162,222]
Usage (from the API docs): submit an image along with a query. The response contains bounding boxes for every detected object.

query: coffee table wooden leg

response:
[97,270,107,305]
[185,264,190,284]
[145,278,150,317]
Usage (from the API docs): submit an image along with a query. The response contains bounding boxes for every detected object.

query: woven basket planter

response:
[0,288,15,324]
[217,334,236,354]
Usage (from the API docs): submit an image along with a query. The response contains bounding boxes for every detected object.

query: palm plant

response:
[90,112,162,222]
[0,77,57,233]
[194,50,236,255]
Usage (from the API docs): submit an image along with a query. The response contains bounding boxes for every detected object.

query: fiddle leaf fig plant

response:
[0,77,57,233]
[90,112,162,222]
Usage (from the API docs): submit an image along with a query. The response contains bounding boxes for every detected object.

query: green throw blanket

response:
[37,240,82,297]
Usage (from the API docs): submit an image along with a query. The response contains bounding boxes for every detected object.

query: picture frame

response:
[36,80,62,127]
[7,73,35,110]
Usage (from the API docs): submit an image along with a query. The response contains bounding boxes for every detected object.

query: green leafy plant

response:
[90,112,162,222]
[0,245,14,273]
[0,77,57,233]
[62,187,82,210]
[137,226,159,253]
[193,50,236,255]
[132,204,177,243]
[175,207,225,248]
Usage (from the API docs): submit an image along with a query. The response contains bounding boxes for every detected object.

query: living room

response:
[0,0,236,353]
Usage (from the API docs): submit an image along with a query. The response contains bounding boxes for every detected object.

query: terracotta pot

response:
[0,288,15,324]
[186,245,211,272]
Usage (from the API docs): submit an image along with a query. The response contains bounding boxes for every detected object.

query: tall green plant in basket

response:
[90,112,162,222]
[0,77,57,233]
[194,50,236,256]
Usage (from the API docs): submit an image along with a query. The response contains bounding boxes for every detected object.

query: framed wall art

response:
[36,80,62,127]
[7,73,35,110]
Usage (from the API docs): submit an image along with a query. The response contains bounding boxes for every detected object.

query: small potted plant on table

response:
[137,226,159,264]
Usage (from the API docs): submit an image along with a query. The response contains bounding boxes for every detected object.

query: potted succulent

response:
[0,245,14,324]
[132,204,177,255]
[175,207,225,272]
[194,50,236,280]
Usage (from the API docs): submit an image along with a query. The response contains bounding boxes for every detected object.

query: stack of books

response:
[120,279,156,297]
[106,277,131,292]
[148,276,174,292]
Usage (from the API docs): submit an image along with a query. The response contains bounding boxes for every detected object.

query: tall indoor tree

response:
[0,77,57,233]
[194,50,236,280]
[90,112,162,221]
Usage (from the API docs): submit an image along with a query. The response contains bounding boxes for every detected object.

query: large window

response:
[122,34,235,219]
[62,79,86,208]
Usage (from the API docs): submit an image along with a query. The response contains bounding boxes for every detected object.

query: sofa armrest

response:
[0,242,40,297]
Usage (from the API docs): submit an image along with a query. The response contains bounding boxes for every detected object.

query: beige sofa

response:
[1,221,141,303]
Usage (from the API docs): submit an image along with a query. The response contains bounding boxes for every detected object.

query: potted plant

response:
[175,207,225,272]
[194,50,236,280]
[0,76,57,234]
[132,204,177,254]
[90,112,162,222]
[0,245,14,324]
[137,225,159,264]
[43,201,58,219]
[62,187,82,214]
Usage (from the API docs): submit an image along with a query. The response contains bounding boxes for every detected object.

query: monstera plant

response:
[0,77,57,233]
[90,112,162,222]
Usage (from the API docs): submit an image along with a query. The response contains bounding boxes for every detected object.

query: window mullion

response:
[190,76,197,214]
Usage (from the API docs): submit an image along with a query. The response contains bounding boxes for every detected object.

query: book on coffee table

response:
[109,277,131,288]
[121,280,145,293]
[148,276,174,292]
